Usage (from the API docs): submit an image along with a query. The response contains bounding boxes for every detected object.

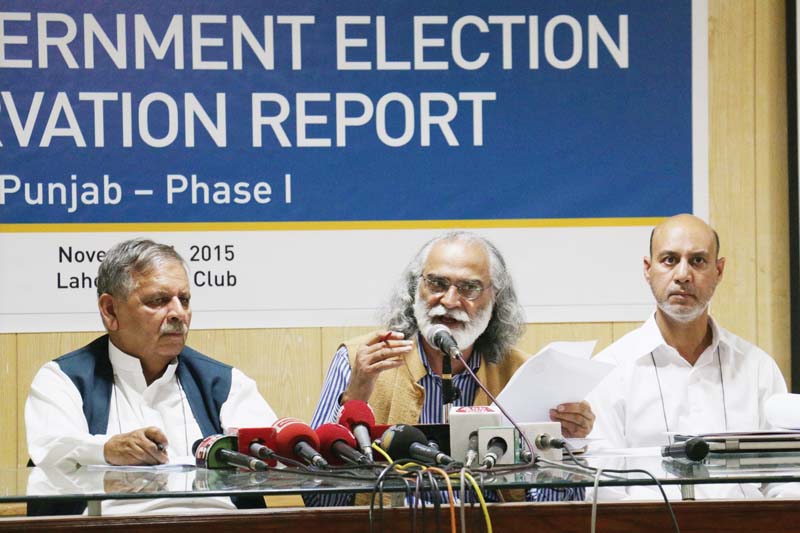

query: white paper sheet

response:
[492,341,613,423]
[85,455,196,471]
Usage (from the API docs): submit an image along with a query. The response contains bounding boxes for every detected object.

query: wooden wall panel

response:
[708,1,759,345]
[519,323,614,357]
[187,328,322,422]
[0,334,17,468]
[754,0,791,379]
[611,322,644,343]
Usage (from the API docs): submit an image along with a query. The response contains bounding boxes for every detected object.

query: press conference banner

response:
[0,1,707,333]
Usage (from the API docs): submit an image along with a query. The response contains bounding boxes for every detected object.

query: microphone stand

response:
[442,353,455,423]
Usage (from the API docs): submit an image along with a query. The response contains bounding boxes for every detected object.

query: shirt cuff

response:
[75,434,112,466]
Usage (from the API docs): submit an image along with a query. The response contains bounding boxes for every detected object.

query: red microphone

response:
[339,400,376,461]
[316,423,372,465]
[272,417,328,468]
[236,427,278,467]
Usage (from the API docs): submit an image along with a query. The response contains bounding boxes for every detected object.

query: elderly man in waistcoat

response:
[25,238,276,514]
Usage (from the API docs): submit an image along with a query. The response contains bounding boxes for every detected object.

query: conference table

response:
[2,449,800,532]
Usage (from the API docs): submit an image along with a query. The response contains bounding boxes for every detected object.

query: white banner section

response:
[0,228,655,333]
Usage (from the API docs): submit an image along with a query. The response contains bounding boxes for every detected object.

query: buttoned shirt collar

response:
[108,339,178,393]
[633,313,721,367]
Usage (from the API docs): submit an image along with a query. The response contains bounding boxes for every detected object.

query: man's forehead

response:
[424,240,490,275]
[652,220,716,255]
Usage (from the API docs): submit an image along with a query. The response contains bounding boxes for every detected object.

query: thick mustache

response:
[427,304,469,323]
[160,322,188,335]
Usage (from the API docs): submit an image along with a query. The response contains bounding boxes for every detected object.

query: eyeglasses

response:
[420,274,486,301]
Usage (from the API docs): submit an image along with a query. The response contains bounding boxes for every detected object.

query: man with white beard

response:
[307,231,594,505]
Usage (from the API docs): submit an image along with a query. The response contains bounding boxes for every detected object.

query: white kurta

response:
[586,314,788,500]
[25,340,277,514]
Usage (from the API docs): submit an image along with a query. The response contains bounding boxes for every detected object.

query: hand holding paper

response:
[492,341,613,434]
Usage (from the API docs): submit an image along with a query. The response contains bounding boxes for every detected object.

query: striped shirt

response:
[305,335,584,505]
[310,338,481,429]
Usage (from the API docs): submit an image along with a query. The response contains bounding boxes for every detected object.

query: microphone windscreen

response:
[193,434,237,469]
[192,438,205,455]
[683,437,710,461]
[316,423,357,465]
[765,393,800,430]
[422,324,451,348]
[272,418,321,458]
[379,424,427,459]
[339,400,376,428]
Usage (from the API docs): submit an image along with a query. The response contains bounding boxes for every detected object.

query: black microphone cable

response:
[412,469,423,533]
[427,469,442,533]
[268,453,310,469]
[535,450,680,533]
[369,459,416,533]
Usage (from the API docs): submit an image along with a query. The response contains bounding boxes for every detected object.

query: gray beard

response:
[413,293,493,351]
[657,300,708,323]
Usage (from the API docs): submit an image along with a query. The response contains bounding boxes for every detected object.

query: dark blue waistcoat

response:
[27,335,265,515]
[56,335,231,437]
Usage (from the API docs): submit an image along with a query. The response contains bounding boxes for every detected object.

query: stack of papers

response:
[492,341,613,423]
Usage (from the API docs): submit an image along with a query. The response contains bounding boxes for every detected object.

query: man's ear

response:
[98,294,119,331]
[643,255,652,283]
[716,256,726,281]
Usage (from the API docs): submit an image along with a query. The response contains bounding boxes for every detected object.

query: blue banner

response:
[0,0,693,225]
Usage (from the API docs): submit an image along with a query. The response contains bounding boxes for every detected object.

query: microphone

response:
[661,437,710,462]
[535,434,567,451]
[423,325,460,420]
[380,424,455,466]
[423,324,462,359]
[481,436,508,469]
[316,423,371,465]
[519,448,533,463]
[339,400,376,462]
[465,431,479,468]
[193,435,268,471]
[236,427,278,466]
[272,417,329,468]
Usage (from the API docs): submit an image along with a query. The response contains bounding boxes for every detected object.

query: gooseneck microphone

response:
[481,436,508,469]
[193,435,268,471]
[423,325,461,421]
[272,418,329,468]
[380,424,456,466]
[423,324,463,359]
[339,400,376,461]
[316,423,371,465]
[661,437,710,462]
